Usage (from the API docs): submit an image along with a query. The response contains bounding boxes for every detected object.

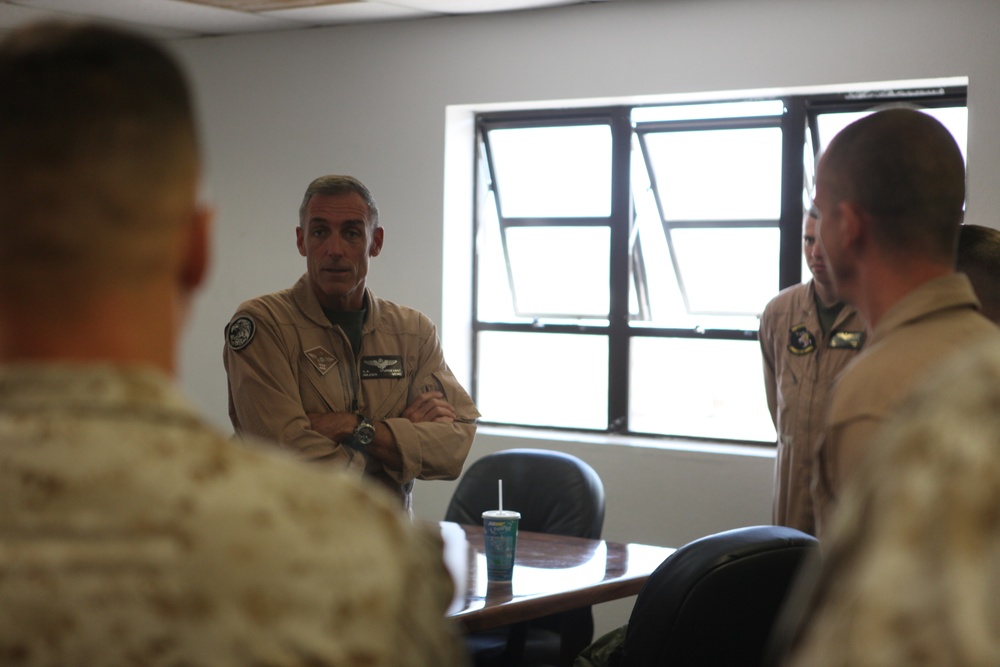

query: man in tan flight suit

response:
[224,175,479,511]
[760,206,865,535]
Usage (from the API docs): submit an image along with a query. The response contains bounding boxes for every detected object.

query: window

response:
[471,86,968,444]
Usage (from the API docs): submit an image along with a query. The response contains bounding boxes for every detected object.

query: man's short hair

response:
[819,107,965,261]
[958,223,1000,323]
[0,21,199,292]
[299,175,380,229]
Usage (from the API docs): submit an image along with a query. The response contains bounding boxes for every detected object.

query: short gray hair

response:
[298,175,379,228]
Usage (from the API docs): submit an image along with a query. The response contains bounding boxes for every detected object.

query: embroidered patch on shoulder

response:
[227,316,256,351]
[305,347,338,375]
[787,323,816,355]
[360,355,404,380]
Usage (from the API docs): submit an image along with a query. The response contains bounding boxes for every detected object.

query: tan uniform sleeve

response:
[224,310,364,470]
[759,306,780,429]
[823,416,881,498]
[814,415,880,536]
[380,326,479,485]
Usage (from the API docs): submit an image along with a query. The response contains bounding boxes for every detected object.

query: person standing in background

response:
[957,223,1000,324]
[759,206,865,535]
[224,174,479,513]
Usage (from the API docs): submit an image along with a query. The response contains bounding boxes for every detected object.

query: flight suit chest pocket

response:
[299,344,349,413]
[359,354,409,417]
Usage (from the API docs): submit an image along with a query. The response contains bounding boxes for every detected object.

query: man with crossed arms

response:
[225,175,479,512]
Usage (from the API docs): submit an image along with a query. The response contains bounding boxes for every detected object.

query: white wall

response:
[170,0,1000,633]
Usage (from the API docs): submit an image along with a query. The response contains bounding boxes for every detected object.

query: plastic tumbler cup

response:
[482,509,521,582]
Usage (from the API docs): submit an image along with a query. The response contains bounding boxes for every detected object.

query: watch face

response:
[354,420,375,446]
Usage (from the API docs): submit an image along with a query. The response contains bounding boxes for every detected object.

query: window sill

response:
[476,424,776,459]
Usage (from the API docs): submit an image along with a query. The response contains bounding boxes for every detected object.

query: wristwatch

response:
[351,416,376,450]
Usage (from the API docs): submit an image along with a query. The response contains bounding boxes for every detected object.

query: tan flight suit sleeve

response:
[814,412,881,537]
[224,309,364,471]
[759,305,780,428]
[378,324,479,485]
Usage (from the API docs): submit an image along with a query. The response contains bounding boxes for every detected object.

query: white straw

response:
[498,479,503,512]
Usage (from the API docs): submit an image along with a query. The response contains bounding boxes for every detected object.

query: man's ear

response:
[370,226,384,257]
[181,203,213,292]
[838,201,867,255]
[296,225,307,257]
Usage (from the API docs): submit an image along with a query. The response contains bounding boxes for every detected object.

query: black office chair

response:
[445,448,606,667]
[608,525,818,667]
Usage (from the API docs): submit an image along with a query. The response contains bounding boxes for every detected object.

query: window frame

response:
[470,86,968,444]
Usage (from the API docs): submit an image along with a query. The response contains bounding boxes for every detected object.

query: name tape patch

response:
[360,355,404,380]
[829,331,864,350]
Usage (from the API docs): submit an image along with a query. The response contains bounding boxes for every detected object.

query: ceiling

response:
[0,0,605,39]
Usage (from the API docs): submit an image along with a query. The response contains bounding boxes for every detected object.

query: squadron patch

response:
[787,324,816,355]
[227,316,256,351]
[305,347,338,375]
[360,355,404,380]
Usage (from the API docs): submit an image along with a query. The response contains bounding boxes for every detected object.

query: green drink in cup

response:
[482,479,520,582]
[482,509,520,582]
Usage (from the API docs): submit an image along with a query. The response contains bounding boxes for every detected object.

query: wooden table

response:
[438,521,675,632]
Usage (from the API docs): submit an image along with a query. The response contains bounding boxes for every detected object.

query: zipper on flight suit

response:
[326,321,361,416]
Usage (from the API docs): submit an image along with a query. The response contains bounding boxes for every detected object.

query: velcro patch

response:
[830,331,864,349]
[360,355,404,380]
[787,323,816,355]
[227,316,256,351]
[305,347,338,375]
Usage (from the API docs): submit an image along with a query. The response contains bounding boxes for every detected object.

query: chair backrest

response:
[444,448,605,539]
[619,525,819,667]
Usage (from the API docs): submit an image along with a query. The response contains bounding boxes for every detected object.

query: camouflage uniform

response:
[785,338,1000,666]
[0,364,466,667]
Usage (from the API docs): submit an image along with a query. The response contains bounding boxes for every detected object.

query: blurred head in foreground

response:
[0,20,209,372]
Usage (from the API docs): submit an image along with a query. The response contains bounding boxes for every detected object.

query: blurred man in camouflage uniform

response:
[0,21,465,667]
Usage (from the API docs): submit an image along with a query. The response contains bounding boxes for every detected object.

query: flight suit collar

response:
[869,273,981,347]
[292,273,382,333]
[805,279,860,335]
